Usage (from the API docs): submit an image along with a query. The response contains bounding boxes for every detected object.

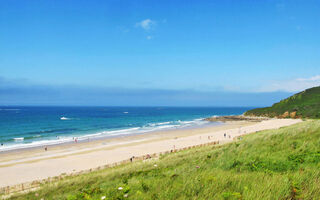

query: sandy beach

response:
[0,118,301,188]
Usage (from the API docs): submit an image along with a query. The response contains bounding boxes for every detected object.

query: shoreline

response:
[0,121,228,165]
[0,120,222,155]
[0,118,216,153]
[0,118,301,189]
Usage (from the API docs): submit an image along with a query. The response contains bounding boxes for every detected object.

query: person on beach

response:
[224,133,226,138]
[45,147,47,151]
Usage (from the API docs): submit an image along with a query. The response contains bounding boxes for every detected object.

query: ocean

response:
[0,106,252,151]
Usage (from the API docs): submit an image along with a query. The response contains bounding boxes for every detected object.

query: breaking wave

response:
[0,118,213,152]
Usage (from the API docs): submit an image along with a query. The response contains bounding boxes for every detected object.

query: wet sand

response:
[0,118,301,188]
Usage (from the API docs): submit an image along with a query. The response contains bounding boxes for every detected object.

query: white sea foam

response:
[147,121,171,127]
[33,135,41,138]
[0,118,213,152]
[14,137,24,141]
[178,120,194,124]
[0,109,20,111]
[60,117,71,120]
[156,121,171,125]
[0,137,74,152]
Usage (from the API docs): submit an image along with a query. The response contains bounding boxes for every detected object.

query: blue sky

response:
[0,0,319,106]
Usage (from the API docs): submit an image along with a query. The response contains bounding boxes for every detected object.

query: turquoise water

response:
[0,106,252,151]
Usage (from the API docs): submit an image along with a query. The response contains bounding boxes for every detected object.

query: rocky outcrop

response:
[205,115,270,122]
[280,111,290,118]
[290,111,297,118]
[278,111,298,119]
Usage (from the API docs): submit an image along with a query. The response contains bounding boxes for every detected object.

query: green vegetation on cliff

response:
[245,86,320,118]
[7,120,320,200]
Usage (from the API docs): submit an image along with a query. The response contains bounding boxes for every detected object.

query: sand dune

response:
[0,118,301,188]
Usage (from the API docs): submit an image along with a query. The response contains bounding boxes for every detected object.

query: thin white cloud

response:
[136,19,156,30]
[296,75,320,81]
[259,75,320,92]
[146,36,153,40]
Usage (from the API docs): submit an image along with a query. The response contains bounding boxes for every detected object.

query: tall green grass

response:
[7,120,320,200]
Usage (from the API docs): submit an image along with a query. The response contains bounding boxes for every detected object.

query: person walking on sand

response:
[224,133,226,138]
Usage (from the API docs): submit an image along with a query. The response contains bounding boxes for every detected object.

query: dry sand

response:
[0,118,301,188]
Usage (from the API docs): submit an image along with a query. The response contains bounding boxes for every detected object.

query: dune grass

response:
[6,120,320,200]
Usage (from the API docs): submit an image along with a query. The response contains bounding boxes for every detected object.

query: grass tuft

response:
[6,120,320,200]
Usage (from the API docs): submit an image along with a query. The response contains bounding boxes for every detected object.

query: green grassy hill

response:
[245,86,320,118]
[6,120,320,200]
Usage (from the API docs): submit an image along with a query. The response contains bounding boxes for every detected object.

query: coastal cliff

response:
[244,86,320,119]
